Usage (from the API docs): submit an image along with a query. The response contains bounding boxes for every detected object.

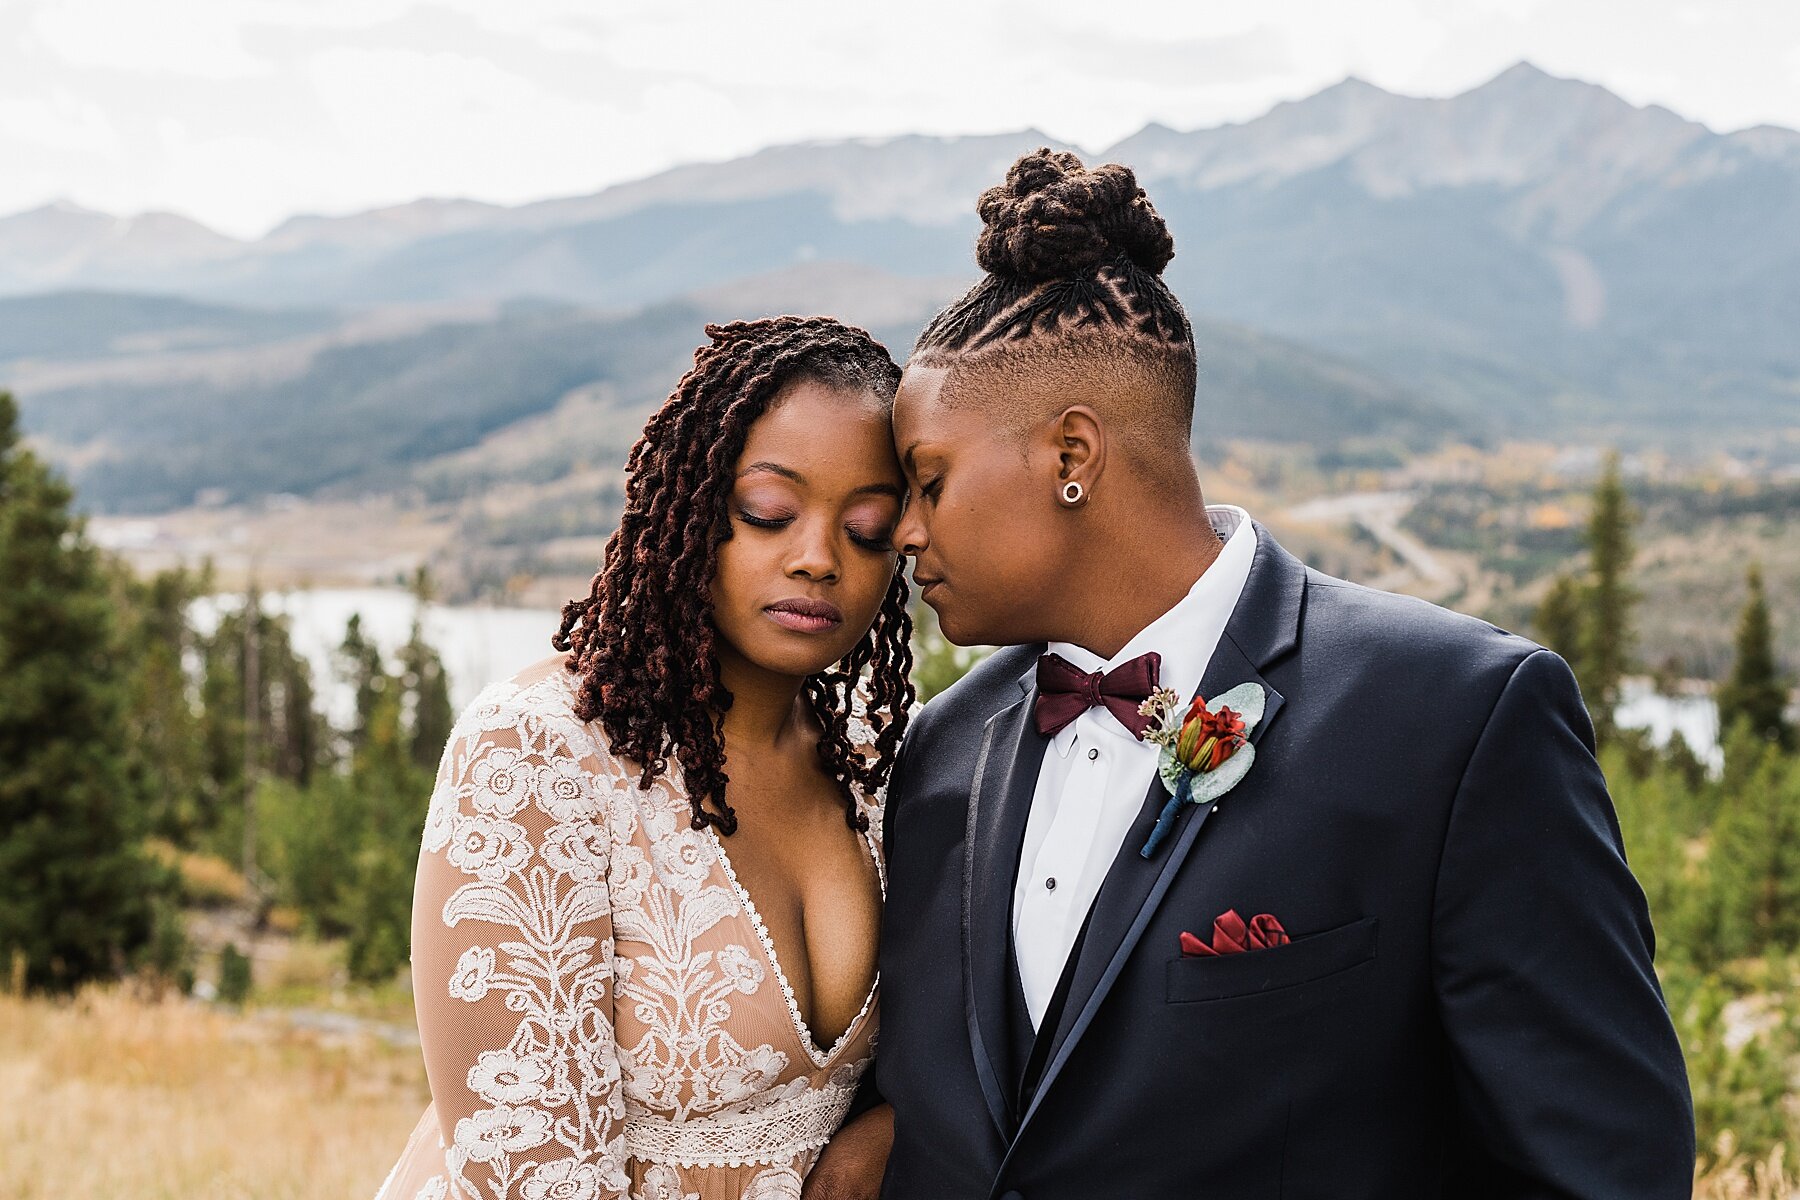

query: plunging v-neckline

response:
[705,823,885,1070]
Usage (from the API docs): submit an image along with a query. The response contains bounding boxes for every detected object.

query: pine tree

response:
[338,685,429,983]
[0,391,168,990]
[399,568,454,773]
[195,590,325,856]
[1717,563,1793,750]
[1706,728,1800,959]
[1601,745,1686,950]
[1535,572,1589,687]
[1581,453,1637,744]
[338,612,387,757]
[115,566,209,842]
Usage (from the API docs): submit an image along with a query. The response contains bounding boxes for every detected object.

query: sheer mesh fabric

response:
[374,664,883,1200]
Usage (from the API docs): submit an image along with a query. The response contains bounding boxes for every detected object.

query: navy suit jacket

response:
[872,523,1693,1199]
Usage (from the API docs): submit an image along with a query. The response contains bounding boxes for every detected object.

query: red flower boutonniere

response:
[1137,681,1265,858]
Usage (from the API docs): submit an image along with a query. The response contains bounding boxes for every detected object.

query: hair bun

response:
[974,148,1175,283]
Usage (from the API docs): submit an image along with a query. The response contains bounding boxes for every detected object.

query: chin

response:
[939,599,1038,649]
[737,633,855,680]
[931,606,987,649]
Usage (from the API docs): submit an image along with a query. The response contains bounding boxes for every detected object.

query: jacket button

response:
[1000,1192,1025,1200]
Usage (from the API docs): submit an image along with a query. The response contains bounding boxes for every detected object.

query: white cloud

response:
[0,87,123,157]
[30,0,274,79]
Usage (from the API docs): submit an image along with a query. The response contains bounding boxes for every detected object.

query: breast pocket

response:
[1164,916,1379,1004]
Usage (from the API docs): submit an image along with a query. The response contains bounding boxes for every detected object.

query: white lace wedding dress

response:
[374,663,883,1200]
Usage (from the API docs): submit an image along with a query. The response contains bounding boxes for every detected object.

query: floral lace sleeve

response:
[410,683,631,1200]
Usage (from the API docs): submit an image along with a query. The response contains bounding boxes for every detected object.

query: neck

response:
[716,646,812,755]
[1055,481,1225,660]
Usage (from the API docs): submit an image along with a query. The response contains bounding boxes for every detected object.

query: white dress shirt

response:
[1012,504,1257,1028]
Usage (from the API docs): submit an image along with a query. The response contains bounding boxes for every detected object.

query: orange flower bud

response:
[1175,702,1247,773]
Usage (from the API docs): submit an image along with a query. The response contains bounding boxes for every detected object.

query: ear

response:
[1052,405,1106,496]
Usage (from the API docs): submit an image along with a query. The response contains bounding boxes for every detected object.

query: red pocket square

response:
[1179,909,1290,957]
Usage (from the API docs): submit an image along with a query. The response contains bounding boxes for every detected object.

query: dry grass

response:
[145,838,250,908]
[1695,1136,1798,1199]
[0,983,429,1200]
[0,981,1786,1198]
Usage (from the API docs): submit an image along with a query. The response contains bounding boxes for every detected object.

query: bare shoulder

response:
[508,651,577,690]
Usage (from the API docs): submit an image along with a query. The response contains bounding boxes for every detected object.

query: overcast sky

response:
[5,0,1798,238]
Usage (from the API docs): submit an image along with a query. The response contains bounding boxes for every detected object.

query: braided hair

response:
[914,148,1197,425]
[553,316,915,836]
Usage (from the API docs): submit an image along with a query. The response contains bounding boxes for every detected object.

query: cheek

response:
[982,534,1059,603]
[709,533,767,622]
[942,477,1048,574]
[842,553,899,623]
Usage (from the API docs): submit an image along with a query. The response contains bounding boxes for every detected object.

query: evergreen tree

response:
[1530,458,1640,741]
[1707,728,1800,959]
[338,612,387,757]
[1601,746,1686,950]
[1717,563,1793,749]
[195,590,325,857]
[0,391,168,990]
[1581,453,1637,744]
[264,605,434,977]
[399,568,454,773]
[115,565,209,842]
[338,684,430,983]
[259,773,360,936]
[1534,572,1589,687]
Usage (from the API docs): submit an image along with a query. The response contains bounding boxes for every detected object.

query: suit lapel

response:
[1015,523,1305,1135]
[962,680,1047,1137]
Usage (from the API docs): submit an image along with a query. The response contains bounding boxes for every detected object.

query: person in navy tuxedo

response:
[806,149,1693,1200]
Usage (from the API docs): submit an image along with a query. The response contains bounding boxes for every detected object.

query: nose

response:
[895,496,929,558]
[785,518,840,583]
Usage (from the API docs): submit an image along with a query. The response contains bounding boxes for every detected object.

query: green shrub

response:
[217,942,253,1006]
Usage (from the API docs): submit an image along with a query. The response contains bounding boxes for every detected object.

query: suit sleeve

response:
[1431,648,1694,1198]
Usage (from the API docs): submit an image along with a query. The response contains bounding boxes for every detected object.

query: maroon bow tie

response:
[1034,651,1162,739]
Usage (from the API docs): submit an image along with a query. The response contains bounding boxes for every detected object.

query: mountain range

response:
[2,61,1796,518]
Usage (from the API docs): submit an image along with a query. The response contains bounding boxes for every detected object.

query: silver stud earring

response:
[1060,481,1085,505]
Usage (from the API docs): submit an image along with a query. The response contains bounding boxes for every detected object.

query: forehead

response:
[737,378,900,482]
[894,362,1029,460]
[893,365,960,441]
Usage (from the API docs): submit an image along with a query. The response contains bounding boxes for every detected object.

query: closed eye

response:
[849,527,894,552]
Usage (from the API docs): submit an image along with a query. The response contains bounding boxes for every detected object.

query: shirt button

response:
[1087,748,1099,760]
[1045,877,1057,891]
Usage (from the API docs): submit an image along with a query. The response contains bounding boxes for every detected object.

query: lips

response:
[911,568,944,601]
[765,596,844,634]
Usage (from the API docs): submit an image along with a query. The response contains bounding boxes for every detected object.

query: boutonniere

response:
[1137,682,1265,858]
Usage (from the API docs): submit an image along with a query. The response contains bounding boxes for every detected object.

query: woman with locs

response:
[375,315,913,1200]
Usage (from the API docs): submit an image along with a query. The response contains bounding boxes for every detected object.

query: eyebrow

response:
[739,462,904,500]
[739,461,804,483]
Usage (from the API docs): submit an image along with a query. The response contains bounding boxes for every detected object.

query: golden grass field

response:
[0,983,428,1200]
[0,981,1791,1199]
